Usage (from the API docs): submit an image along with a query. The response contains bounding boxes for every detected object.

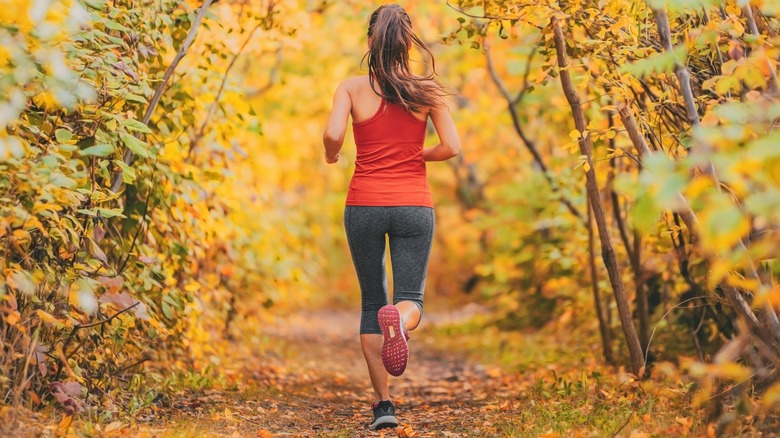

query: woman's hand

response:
[325,152,340,164]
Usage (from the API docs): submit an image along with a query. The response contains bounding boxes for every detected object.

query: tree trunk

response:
[617,104,775,350]
[587,196,614,364]
[552,17,645,376]
[633,233,650,351]
[652,6,780,345]
[607,111,649,351]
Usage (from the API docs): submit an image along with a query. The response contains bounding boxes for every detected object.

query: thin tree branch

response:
[485,39,583,222]
[110,0,216,193]
[743,3,779,91]
[188,23,263,158]
[653,6,780,344]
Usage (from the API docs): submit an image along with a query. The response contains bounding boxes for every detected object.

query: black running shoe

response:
[369,400,398,431]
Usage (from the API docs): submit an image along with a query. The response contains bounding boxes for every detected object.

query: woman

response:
[322,4,460,431]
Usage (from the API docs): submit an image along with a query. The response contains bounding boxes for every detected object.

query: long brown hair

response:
[365,4,446,113]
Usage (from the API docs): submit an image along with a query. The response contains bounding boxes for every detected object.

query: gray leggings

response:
[344,206,435,334]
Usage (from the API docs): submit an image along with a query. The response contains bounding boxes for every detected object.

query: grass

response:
[418,315,704,437]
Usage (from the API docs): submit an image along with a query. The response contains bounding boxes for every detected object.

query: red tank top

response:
[346,98,432,207]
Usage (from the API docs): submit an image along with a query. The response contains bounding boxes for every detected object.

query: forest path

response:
[153,308,524,437]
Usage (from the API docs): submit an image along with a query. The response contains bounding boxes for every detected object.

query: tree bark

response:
[633,232,649,351]
[587,196,614,364]
[552,17,645,376]
[743,3,779,90]
[607,112,649,351]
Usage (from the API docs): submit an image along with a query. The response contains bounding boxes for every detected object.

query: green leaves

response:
[119,132,152,158]
[55,129,74,143]
[77,207,126,218]
[80,143,115,157]
[620,46,686,79]
[647,0,719,12]
[122,119,152,134]
[124,93,148,104]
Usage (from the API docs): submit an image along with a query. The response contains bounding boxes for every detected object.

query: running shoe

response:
[369,400,398,431]
[377,305,410,376]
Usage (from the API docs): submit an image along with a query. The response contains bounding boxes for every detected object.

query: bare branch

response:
[110,0,216,193]
[188,23,264,158]
[485,39,583,222]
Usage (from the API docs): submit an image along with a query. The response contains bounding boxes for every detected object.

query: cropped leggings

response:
[344,206,435,335]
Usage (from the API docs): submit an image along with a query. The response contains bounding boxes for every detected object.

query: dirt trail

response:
[161,309,521,437]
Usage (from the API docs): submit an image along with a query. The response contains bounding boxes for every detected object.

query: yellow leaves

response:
[701,111,719,127]
[31,91,60,111]
[68,279,98,315]
[605,147,623,159]
[698,191,751,253]
[36,309,61,326]
[754,285,780,310]
[11,228,31,244]
[675,416,693,434]
[396,424,417,437]
[0,0,34,34]
[58,415,73,433]
[103,421,126,433]
[486,367,502,378]
[761,382,780,409]
[707,363,752,381]
[4,310,21,326]
[575,155,592,173]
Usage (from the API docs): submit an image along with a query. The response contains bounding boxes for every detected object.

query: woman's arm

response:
[423,102,461,162]
[323,81,352,164]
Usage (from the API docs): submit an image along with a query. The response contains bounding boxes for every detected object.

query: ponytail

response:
[364,4,447,113]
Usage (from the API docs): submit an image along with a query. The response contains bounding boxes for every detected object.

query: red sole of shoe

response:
[378,305,408,377]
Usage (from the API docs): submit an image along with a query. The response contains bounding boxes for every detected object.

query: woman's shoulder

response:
[339,75,371,90]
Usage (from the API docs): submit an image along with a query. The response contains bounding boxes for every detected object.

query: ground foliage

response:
[0,0,321,421]
[446,0,780,424]
[0,310,717,437]
[1,0,780,435]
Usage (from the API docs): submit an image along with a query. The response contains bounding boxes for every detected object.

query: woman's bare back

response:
[345,76,429,124]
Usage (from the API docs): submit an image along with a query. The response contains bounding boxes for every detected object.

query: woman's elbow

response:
[323,130,343,149]
[446,140,461,158]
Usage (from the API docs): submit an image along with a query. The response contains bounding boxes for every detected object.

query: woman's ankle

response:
[395,301,421,331]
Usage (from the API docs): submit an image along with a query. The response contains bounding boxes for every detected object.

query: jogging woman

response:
[322,4,461,431]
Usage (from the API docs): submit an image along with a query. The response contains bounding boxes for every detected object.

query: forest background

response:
[1,0,779,435]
